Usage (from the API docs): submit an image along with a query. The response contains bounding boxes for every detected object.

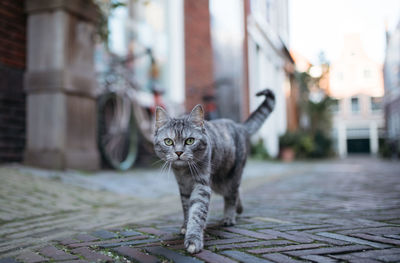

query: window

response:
[351,97,360,113]
[331,99,339,113]
[370,97,382,111]
[266,0,273,23]
[363,69,371,78]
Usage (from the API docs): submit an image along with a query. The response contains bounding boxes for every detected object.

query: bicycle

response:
[96,48,165,170]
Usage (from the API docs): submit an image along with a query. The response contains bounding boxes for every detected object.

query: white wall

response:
[166,0,185,115]
[247,37,287,158]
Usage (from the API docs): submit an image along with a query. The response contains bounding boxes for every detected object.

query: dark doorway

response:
[347,139,370,153]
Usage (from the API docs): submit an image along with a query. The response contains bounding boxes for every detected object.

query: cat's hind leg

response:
[236,192,243,214]
[223,164,245,226]
[223,190,239,226]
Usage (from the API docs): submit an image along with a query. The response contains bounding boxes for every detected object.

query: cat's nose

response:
[175,151,183,157]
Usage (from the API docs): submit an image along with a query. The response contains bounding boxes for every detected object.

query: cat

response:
[153,89,275,253]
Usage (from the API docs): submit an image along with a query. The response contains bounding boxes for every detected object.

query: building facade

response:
[329,34,384,157]
[0,0,26,163]
[246,0,293,157]
[383,21,400,154]
[0,0,293,168]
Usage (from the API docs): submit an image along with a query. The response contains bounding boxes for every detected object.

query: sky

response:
[289,0,400,65]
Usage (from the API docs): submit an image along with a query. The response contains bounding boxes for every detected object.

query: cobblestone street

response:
[1,157,400,262]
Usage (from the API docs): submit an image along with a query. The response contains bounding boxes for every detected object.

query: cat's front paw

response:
[180,227,186,235]
[184,235,203,254]
[223,216,236,226]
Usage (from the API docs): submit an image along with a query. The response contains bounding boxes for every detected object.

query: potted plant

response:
[279,132,297,162]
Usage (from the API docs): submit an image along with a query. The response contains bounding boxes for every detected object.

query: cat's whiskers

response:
[151,159,165,166]
[189,160,201,177]
[187,161,195,177]
[167,161,172,179]
[190,161,199,175]
[160,161,172,177]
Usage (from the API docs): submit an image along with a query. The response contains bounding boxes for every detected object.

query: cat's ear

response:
[189,104,204,127]
[155,106,170,129]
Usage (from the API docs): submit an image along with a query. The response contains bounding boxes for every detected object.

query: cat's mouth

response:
[172,159,187,167]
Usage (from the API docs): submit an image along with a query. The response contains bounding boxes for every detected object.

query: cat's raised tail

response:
[243,88,276,135]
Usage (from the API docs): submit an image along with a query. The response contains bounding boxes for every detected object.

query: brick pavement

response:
[1,157,400,262]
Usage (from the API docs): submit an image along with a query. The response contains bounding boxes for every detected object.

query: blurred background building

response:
[0,0,26,164]
[384,21,400,156]
[246,0,294,158]
[329,34,384,157]
[101,0,294,160]
[1,0,396,169]
[0,0,294,169]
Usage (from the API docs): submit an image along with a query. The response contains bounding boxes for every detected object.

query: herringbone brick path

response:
[1,157,399,262]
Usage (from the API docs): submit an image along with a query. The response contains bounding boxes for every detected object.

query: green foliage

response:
[250,139,270,160]
[291,61,334,159]
[296,133,314,158]
[379,139,392,158]
[279,130,332,159]
[379,139,400,159]
[307,96,333,135]
[279,132,297,148]
[309,130,333,158]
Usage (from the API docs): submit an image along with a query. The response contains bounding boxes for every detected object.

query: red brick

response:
[221,250,271,263]
[146,246,203,263]
[58,239,79,246]
[16,251,48,263]
[285,245,371,257]
[39,246,78,261]
[223,227,276,240]
[67,235,148,248]
[351,233,400,246]
[91,230,118,239]
[113,246,159,263]
[71,247,113,262]
[300,255,338,263]
[214,240,293,251]
[0,0,26,70]
[206,229,241,238]
[195,249,237,263]
[74,234,99,242]
[259,229,314,243]
[136,227,170,236]
[205,237,255,246]
[287,230,350,245]
[263,253,304,263]
[184,0,214,111]
[247,243,326,254]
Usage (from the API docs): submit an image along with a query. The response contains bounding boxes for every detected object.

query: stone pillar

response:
[24,0,100,170]
[370,121,378,155]
[338,122,347,158]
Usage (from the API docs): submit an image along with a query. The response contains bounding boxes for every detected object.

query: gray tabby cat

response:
[153,89,275,253]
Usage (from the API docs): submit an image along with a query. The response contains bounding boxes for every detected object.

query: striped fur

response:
[154,89,275,253]
[244,89,276,135]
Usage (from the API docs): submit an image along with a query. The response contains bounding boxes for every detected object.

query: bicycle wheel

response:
[98,92,139,170]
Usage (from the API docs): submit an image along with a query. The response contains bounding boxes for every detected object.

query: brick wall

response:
[0,0,26,163]
[184,0,215,112]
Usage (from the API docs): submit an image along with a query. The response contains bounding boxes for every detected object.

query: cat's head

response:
[153,105,208,167]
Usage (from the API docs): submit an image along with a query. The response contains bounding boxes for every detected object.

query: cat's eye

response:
[185,138,195,145]
[164,138,174,146]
